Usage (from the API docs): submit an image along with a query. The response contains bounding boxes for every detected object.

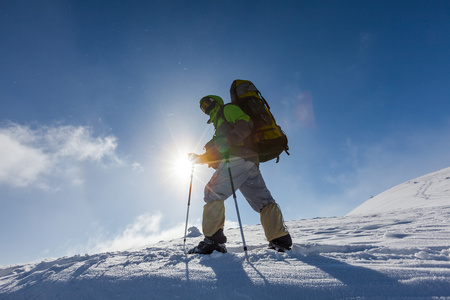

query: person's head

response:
[199,95,224,115]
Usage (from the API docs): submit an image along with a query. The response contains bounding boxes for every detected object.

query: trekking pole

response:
[226,156,249,261]
[183,164,195,255]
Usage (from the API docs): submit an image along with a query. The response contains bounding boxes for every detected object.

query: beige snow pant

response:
[202,157,289,241]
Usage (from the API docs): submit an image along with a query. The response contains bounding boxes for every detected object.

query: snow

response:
[348,166,450,216]
[1,168,450,299]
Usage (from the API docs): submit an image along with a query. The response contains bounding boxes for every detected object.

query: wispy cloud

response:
[87,214,239,255]
[131,162,144,173]
[0,131,49,187]
[0,122,121,188]
[91,213,187,253]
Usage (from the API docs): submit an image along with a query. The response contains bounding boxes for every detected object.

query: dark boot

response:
[209,228,227,244]
[188,229,227,254]
[188,238,227,254]
[269,234,292,252]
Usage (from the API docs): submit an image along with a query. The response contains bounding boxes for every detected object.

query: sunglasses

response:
[200,97,215,114]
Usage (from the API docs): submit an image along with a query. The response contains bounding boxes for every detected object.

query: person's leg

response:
[238,164,275,212]
[202,200,226,242]
[239,165,291,249]
[260,203,288,241]
[189,158,254,254]
[203,158,255,237]
[203,158,255,203]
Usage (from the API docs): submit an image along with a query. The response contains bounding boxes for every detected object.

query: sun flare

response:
[171,153,194,181]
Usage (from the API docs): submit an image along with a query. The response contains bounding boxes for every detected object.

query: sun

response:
[171,152,194,181]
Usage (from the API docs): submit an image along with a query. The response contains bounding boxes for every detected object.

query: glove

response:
[187,153,202,164]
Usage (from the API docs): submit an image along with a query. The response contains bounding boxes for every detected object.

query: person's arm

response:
[224,105,252,145]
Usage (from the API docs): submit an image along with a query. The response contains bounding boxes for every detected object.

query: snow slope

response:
[348,166,450,216]
[1,169,450,299]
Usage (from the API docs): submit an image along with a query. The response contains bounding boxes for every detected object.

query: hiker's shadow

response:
[298,253,418,298]
[199,255,266,300]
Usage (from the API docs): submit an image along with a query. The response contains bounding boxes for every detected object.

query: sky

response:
[1,0,450,265]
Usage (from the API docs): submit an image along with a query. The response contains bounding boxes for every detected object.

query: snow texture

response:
[1,168,450,299]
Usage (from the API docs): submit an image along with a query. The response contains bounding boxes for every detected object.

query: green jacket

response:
[202,104,258,168]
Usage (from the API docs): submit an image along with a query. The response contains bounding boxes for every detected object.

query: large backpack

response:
[230,79,289,163]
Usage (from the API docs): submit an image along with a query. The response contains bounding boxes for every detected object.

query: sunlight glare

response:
[172,152,194,181]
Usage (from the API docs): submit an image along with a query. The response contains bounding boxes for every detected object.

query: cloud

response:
[92,212,187,253]
[45,126,118,161]
[0,133,50,187]
[88,213,241,255]
[0,122,121,188]
[131,162,144,173]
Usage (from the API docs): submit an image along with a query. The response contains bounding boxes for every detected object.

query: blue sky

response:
[1,0,450,265]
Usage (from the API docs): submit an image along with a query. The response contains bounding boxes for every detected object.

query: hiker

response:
[188,95,292,254]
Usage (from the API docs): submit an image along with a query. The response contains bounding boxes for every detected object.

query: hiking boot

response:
[269,234,292,252]
[188,237,227,254]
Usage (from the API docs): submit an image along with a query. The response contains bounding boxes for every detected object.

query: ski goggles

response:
[200,97,215,115]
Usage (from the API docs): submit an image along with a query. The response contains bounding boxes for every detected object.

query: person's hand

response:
[187,153,202,164]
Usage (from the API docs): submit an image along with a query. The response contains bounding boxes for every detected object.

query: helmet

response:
[199,95,224,115]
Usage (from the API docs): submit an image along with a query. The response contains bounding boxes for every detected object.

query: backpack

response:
[230,79,289,163]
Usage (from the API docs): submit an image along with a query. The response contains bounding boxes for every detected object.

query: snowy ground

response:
[1,205,449,299]
[1,168,450,299]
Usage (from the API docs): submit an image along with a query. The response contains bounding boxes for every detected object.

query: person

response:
[187,95,292,254]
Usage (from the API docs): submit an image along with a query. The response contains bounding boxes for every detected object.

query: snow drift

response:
[1,167,450,299]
